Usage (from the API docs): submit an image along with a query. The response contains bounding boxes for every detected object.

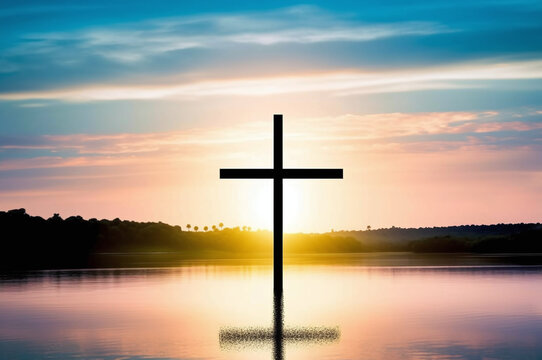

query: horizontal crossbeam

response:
[283,168,343,179]
[220,168,343,179]
[220,168,274,179]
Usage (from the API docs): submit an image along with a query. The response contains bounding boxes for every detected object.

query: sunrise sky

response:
[0,0,541,232]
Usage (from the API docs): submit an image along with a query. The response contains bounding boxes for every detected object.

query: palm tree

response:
[212,225,217,231]
[194,226,199,232]
[219,222,224,230]
[204,226,208,232]
[366,225,371,231]
[186,224,191,231]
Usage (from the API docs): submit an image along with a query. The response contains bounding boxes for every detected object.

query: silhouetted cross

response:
[220,114,343,294]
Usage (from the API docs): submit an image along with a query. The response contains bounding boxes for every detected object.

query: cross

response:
[219,293,340,360]
[220,114,343,294]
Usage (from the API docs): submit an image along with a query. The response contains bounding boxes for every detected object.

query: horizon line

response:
[3,208,540,234]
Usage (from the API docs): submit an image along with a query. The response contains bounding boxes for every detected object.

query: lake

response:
[1,254,542,360]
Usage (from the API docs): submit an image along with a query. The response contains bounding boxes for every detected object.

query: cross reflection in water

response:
[219,293,340,360]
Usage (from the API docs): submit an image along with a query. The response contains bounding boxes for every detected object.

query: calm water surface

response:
[1,256,542,360]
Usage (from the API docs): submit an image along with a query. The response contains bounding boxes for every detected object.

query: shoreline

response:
[4,252,542,272]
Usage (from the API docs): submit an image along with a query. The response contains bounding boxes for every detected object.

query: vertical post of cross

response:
[273,114,283,295]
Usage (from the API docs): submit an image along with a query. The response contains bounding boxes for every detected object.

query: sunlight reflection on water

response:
[1,257,542,360]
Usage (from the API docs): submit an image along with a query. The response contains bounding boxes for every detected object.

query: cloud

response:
[1,109,540,171]
[0,156,146,171]
[3,4,541,96]
[290,111,542,141]
[0,189,75,198]
[3,6,449,65]
[1,59,541,102]
[17,102,48,108]
[0,122,271,156]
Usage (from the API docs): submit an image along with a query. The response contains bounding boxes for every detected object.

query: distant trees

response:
[2,208,542,271]
[50,213,62,222]
[409,236,470,253]
[366,225,371,231]
[186,224,222,232]
[285,233,364,253]
[219,222,224,230]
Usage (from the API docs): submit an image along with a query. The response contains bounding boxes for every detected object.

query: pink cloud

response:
[1,110,540,172]
[0,155,148,171]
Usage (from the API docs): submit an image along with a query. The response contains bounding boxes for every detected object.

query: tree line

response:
[1,208,541,269]
[0,209,362,269]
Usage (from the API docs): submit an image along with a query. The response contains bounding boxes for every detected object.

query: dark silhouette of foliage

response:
[409,236,471,253]
[337,223,542,252]
[0,209,541,270]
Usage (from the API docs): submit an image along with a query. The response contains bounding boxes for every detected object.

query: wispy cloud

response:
[17,102,49,108]
[4,6,449,64]
[1,59,541,102]
[1,109,541,171]
[0,156,146,171]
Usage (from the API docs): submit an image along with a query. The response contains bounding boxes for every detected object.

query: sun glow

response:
[284,181,302,233]
[249,181,303,232]
[251,182,272,231]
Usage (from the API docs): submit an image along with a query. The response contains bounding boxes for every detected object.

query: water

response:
[1,256,542,360]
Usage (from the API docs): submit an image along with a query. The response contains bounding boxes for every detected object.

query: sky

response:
[0,0,541,232]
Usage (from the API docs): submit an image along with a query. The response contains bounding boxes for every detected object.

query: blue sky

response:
[0,0,541,230]
[1,0,541,133]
